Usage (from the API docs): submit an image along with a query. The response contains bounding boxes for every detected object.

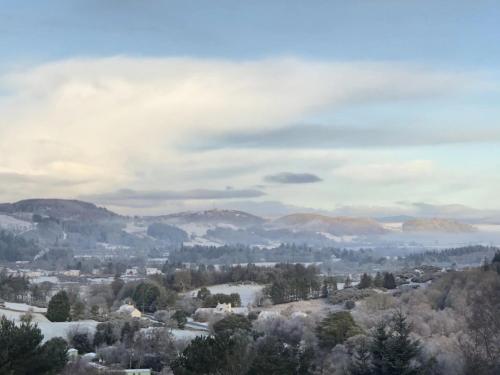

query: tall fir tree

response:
[358,273,373,289]
[383,273,397,289]
[46,290,70,322]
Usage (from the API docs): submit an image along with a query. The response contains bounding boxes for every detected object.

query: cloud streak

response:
[84,188,265,204]
[264,172,322,184]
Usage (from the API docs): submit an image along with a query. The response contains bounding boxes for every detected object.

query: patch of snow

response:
[380,222,404,231]
[37,321,99,343]
[0,214,34,233]
[170,328,208,341]
[319,232,357,242]
[189,283,264,306]
[4,302,47,313]
[0,308,49,323]
[31,276,59,284]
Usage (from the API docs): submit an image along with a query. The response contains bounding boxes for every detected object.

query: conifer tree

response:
[46,290,70,322]
[383,273,397,289]
[358,273,373,289]
[373,272,384,288]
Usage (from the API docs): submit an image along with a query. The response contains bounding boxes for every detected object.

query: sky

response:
[0,1,500,215]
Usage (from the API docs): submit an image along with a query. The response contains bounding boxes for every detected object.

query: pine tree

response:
[383,273,397,289]
[358,273,373,289]
[46,290,70,322]
[349,337,372,375]
[371,320,391,375]
[345,275,352,288]
[373,272,384,288]
[370,311,422,375]
[386,310,421,375]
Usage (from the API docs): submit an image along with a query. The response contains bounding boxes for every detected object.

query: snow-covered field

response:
[3,302,47,313]
[170,328,208,341]
[380,222,404,231]
[37,321,98,342]
[189,283,265,306]
[0,308,49,323]
[31,276,60,284]
[258,299,337,316]
[1,305,98,342]
[0,214,34,232]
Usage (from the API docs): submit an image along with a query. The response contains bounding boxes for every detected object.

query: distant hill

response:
[0,199,119,221]
[376,215,416,223]
[156,209,265,228]
[402,218,477,233]
[274,213,387,235]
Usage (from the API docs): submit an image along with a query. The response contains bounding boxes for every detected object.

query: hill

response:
[402,218,477,233]
[157,209,265,228]
[0,199,119,221]
[274,213,386,235]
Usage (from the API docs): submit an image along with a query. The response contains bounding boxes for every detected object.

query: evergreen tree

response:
[371,320,391,375]
[93,322,117,347]
[383,273,397,289]
[358,273,373,289]
[373,272,384,288]
[248,336,306,375]
[111,276,125,297]
[386,311,421,375]
[345,275,352,288]
[213,314,252,335]
[173,310,188,329]
[132,282,161,312]
[71,332,92,354]
[370,311,422,375]
[46,290,70,322]
[349,337,372,375]
[316,311,362,349]
[196,287,211,300]
[0,316,68,374]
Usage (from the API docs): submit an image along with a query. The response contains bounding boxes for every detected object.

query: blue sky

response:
[0,1,499,215]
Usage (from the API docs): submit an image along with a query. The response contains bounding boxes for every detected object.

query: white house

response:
[118,303,142,318]
[124,369,151,375]
[146,267,162,276]
[62,270,80,277]
[124,268,139,276]
[194,303,248,321]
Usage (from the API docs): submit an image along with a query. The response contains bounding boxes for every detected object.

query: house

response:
[67,348,79,361]
[124,268,139,276]
[146,267,162,276]
[194,303,248,321]
[62,270,80,277]
[124,369,151,375]
[118,303,142,318]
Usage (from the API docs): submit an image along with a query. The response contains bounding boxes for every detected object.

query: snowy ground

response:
[3,302,47,313]
[0,214,34,233]
[258,298,338,316]
[0,308,49,323]
[170,328,208,341]
[188,283,265,306]
[37,321,98,342]
[31,276,60,284]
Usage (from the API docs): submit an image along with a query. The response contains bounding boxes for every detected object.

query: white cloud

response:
[0,57,478,205]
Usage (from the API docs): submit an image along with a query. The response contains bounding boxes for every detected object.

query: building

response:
[146,267,162,276]
[124,370,151,375]
[194,303,249,321]
[124,267,139,276]
[118,303,142,318]
[62,270,80,277]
